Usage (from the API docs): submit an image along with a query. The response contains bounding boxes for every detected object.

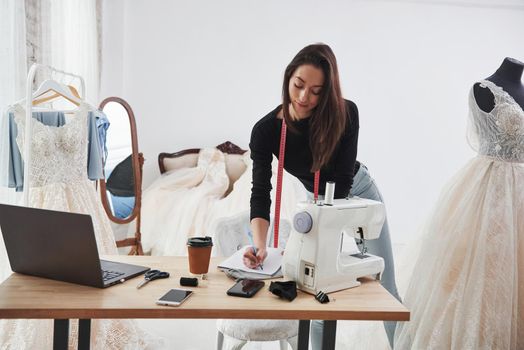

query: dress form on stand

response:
[474,57,524,113]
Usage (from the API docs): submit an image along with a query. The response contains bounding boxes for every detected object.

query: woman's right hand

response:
[243,246,267,269]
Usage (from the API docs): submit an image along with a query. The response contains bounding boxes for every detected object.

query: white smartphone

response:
[156,288,193,307]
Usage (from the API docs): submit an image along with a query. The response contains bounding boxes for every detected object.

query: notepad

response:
[218,246,283,276]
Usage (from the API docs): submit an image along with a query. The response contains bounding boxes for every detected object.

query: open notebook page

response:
[218,246,283,276]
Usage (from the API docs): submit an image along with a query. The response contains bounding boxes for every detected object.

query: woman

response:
[243,43,400,348]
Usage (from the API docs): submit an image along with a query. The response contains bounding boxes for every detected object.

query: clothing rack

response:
[22,64,86,205]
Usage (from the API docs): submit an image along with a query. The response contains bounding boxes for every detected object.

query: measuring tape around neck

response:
[274,118,320,248]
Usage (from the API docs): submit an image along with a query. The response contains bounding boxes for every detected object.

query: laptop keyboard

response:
[102,269,125,281]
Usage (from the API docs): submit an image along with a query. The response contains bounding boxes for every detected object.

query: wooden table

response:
[0,256,409,349]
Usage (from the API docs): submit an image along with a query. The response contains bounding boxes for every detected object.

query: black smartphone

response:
[226,279,265,298]
[156,288,193,307]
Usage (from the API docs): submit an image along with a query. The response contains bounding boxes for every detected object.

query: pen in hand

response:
[252,247,264,271]
[248,232,264,271]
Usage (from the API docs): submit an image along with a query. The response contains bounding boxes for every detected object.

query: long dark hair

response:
[282,43,347,172]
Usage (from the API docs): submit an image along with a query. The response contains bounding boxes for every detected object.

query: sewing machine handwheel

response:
[293,212,313,233]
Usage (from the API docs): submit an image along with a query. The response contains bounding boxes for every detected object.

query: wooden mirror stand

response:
[98,97,144,255]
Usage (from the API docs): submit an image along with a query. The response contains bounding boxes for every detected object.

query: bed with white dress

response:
[140,141,307,257]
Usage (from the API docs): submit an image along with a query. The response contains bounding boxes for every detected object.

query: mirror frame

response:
[98,96,144,254]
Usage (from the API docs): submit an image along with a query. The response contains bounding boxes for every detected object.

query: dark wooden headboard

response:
[157,141,248,195]
[158,141,246,174]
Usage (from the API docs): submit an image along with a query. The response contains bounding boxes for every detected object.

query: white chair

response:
[216,319,298,350]
[213,211,298,350]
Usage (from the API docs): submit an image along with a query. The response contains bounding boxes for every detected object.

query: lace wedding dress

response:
[395,80,524,349]
[0,103,156,349]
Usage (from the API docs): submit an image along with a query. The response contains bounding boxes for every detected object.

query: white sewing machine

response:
[282,182,386,294]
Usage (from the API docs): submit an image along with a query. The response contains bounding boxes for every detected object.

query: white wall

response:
[101,0,524,244]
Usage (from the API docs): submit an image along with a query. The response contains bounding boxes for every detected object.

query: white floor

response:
[137,319,286,350]
[134,312,393,350]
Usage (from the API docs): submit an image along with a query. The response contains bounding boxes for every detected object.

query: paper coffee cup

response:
[187,236,213,275]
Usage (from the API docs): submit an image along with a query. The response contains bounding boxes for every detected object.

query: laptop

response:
[0,204,150,288]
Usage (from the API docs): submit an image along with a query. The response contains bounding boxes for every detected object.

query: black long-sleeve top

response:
[249,99,360,221]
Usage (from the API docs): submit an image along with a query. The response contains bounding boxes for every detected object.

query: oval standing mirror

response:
[98,97,143,255]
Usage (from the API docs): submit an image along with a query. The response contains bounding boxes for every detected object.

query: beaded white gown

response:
[0,103,155,349]
[394,80,524,349]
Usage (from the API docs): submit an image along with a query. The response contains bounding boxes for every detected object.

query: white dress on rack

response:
[0,103,157,349]
[394,80,524,349]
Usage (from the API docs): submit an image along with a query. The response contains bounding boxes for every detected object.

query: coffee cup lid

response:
[187,236,213,247]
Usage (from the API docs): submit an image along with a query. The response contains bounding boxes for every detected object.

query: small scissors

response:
[136,270,170,289]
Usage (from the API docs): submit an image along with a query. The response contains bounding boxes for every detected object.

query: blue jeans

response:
[310,164,400,349]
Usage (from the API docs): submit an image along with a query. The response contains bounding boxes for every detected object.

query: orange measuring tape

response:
[274,119,319,248]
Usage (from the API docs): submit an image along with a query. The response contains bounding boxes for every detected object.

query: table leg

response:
[78,319,91,350]
[321,320,337,350]
[297,320,310,350]
[53,319,69,350]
